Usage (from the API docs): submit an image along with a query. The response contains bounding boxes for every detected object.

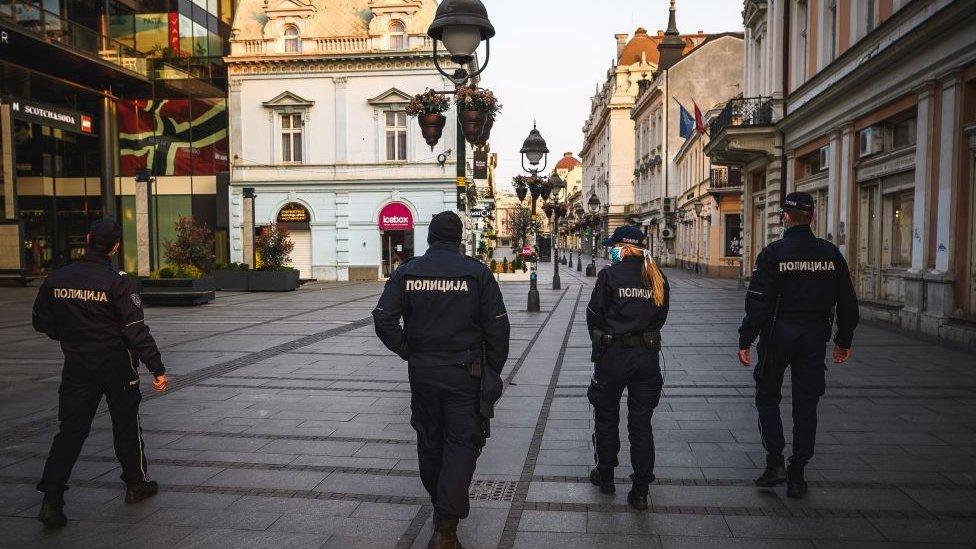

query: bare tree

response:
[507,206,534,252]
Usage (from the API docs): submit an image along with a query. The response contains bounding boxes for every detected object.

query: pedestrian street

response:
[0,262,975,548]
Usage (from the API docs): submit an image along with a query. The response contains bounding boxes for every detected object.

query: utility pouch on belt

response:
[470,357,483,379]
[641,330,662,350]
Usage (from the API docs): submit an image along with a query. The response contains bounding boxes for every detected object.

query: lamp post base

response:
[585,262,596,277]
[552,273,560,290]
[577,252,582,272]
[527,270,541,312]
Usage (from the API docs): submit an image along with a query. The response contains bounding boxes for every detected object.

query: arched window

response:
[389,21,405,50]
[284,25,300,53]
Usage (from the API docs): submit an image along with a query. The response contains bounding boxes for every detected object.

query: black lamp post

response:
[520,123,549,312]
[427,0,494,217]
[575,204,584,272]
[548,173,566,290]
[585,193,601,276]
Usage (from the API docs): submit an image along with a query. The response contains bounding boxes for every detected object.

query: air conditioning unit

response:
[660,227,676,240]
[859,127,884,158]
[819,145,830,171]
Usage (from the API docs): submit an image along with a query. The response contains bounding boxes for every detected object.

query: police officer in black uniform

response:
[586,225,670,511]
[738,192,859,498]
[373,211,510,549]
[32,218,168,528]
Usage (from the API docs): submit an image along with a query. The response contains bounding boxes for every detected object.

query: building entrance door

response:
[382,230,414,277]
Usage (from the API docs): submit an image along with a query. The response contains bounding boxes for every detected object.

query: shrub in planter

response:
[214,262,251,291]
[142,263,214,306]
[250,223,299,291]
[406,89,451,150]
[489,259,497,273]
[162,217,215,274]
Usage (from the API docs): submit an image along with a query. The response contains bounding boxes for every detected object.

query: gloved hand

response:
[153,374,168,392]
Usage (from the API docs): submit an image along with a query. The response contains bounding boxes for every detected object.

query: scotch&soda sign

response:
[379,202,413,230]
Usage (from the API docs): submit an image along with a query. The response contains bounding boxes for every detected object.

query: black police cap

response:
[88,217,123,252]
[428,211,463,245]
[784,192,815,213]
[603,225,646,247]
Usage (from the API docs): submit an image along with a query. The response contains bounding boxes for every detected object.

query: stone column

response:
[826,129,842,243]
[903,82,938,328]
[100,97,118,219]
[242,188,256,269]
[924,71,963,327]
[135,174,152,277]
[1,104,14,220]
[335,192,349,281]
[838,125,855,257]
[335,77,348,164]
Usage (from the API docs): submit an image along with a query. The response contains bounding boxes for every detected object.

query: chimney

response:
[615,33,629,58]
[657,0,685,72]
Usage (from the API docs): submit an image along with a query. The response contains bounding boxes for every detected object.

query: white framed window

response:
[284,25,300,53]
[280,112,303,163]
[385,111,408,161]
[795,0,809,85]
[822,0,838,66]
[389,21,406,50]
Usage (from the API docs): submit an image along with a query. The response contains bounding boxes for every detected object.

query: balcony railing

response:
[709,96,773,137]
[0,1,148,78]
[710,167,742,189]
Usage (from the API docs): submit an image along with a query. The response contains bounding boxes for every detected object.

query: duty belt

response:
[602,331,661,349]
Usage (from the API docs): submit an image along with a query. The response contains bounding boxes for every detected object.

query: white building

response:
[226,0,465,280]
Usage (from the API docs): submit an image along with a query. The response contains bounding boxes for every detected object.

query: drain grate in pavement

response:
[469,480,518,501]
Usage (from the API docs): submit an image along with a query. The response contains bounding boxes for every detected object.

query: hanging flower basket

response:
[475,114,495,147]
[406,89,451,150]
[456,85,501,145]
[418,113,447,150]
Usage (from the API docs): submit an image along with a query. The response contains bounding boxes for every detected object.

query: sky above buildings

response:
[480,0,743,194]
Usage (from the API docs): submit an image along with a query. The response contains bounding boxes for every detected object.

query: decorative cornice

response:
[227,57,443,75]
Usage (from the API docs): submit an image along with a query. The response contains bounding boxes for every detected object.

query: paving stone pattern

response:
[0,261,975,548]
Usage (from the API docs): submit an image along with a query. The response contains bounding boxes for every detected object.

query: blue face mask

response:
[609,247,622,263]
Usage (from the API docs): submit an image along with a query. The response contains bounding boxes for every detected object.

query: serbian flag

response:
[677,101,695,139]
[693,101,707,136]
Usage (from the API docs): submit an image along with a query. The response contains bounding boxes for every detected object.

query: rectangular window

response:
[827,0,837,62]
[724,214,743,257]
[280,113,303,163]
[890,118,917,149]
[385,111,407,161]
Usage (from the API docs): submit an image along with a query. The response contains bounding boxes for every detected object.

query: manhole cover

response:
[469,480,518,502]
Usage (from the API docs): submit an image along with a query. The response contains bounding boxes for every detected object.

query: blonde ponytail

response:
[622,244,666,307]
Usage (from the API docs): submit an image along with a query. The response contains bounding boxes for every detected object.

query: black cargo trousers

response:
[588,345,663,486]
[755,318,828,467]
[37,351,148,494]
[408,363,484,522]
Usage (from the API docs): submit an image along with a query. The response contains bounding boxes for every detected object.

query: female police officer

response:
[586,225,669,510]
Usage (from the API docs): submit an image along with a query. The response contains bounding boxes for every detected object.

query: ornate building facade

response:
[226,0,464,280]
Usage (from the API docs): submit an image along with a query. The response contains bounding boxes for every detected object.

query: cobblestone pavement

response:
[1,260,975,548]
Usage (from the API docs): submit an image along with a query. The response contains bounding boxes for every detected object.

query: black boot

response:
[428,517,463,549]
[38,492,67,528]
[125,480,159,504]
[627,484,648,511]
[786,463,808,499]
[755,455,787,487]
[589,467,615,495]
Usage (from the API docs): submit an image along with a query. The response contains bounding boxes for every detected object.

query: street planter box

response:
[214,269,250,291]
[247,269,299,292]
[139,277,216,306]
[496,272,531,282]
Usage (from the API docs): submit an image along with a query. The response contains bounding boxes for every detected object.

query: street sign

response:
[470,208,490,218]
[521,246,532,256]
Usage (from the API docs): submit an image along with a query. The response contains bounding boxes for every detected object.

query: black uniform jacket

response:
[738,225,860,350]
[32,253,165,375]
[586,256,670,336]
[372,242,511,372]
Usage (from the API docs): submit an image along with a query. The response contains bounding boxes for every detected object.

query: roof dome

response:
[617,27,702,67]
[555,152,581,171]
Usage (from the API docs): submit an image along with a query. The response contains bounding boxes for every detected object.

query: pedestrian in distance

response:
[738,192,860,498]
[373,211,510,549]
[31,217,168,528]
[586,225,670,511]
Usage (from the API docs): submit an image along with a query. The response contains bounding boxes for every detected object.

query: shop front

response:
[379,201,414,277]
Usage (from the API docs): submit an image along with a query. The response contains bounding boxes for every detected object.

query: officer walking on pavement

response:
[373,211,510,549]
[738,192,859,498]
[32,217,168,528]
[586,225,670,511]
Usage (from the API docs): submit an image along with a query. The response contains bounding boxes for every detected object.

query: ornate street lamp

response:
[519,123,550,312]
[427,0,494,225]
[548,173,566,290]
[575,203,585,272]
[586,194,601,277]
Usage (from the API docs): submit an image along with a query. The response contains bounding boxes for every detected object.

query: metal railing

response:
[710,167,742,189]
[0,0,149,78]
[709,96,773,137]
